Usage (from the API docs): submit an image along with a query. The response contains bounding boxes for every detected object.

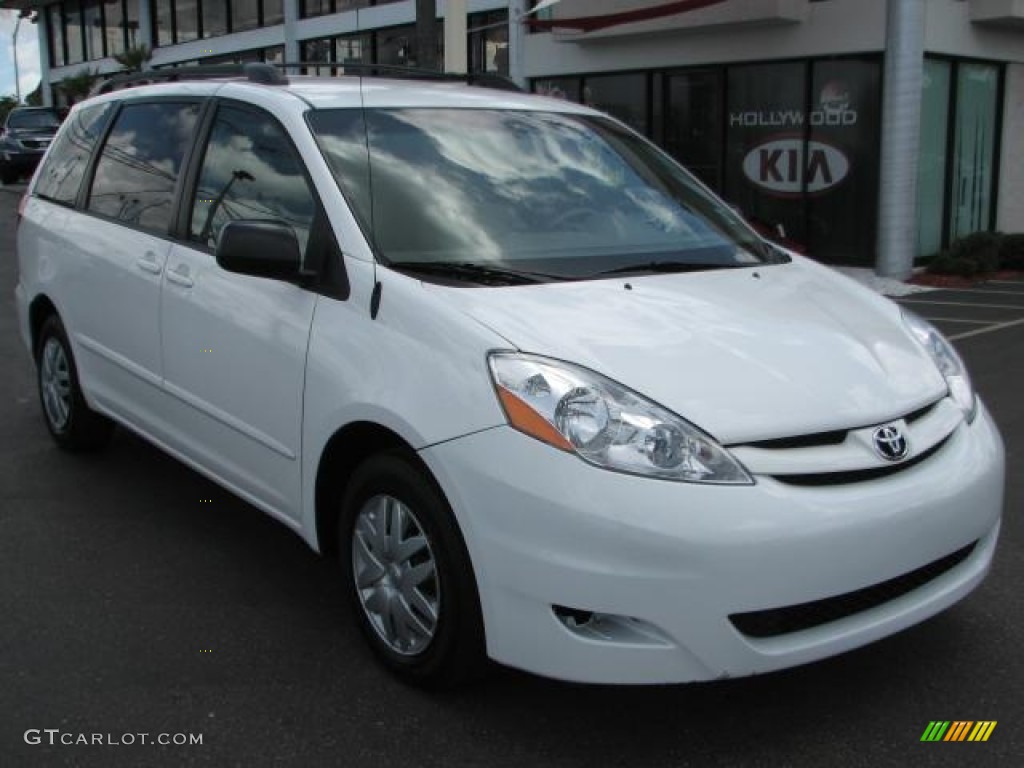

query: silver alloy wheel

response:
[40,337,72,433]
[352,494,440,656]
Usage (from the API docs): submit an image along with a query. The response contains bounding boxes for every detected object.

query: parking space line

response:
[925,288,1024,296]
[918,317,992,324]
[898,299,1024,311]
[948,317,1024,341]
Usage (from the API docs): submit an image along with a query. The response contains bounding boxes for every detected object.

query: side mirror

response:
[215,220,303,281]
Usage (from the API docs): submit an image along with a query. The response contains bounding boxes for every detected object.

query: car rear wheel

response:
[338,452,486,688]
[36,315,114,451]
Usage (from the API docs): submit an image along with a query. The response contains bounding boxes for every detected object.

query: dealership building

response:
[3,0,1023,276]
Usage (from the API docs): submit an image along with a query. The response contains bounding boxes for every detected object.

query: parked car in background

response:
[0,107,62,185]
[14,66,1005,688]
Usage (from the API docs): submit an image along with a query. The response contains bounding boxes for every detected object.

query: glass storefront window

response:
[583,73,649,136]
[534,78,582,103]
[103,0,125,57]
[203,0,229,38]
[917,58,951,257]
[725,61,807,248]
[302,0,334,19]
[154,1,173,47]
[264,0,284,26]
[231,0,261,32]
[337,33,371,65]
[806,58,881,265]
[176,0,200,43]
[469,11,508,76]
[83,0,104,60]
[664,70,723,191]
[950,62,999,241]
[65,3,85,64]
[377,25,414,67]
[303,38,334,75]
[49,4,66,68]
[124,0,139,47]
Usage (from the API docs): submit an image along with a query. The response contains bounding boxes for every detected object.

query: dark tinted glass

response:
[35,103,113,205]
[155,1,173,46]
[65,4,84,63]
[231,0,260,32]
[8,110,62,129]
[189,106,315,255]
[83,0,104,60]
[263,0,284,26]
[310,108,766,275]
[104,0,126,56]
[202,0,229,37]
[176,0,200,42]
[88,102,201,233]
[48,5,65,68]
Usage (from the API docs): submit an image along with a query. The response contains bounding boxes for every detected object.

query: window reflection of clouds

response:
[88,103,200,233]
[190,107,315,254]
[314,109,738,264]
[36,104,112,205]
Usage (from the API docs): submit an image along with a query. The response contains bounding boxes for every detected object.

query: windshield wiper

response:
[386,260,567,286]
[590,261,744,278]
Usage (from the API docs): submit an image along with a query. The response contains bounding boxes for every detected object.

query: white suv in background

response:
[15,65,1004,688]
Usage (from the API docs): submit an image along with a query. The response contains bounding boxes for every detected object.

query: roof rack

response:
[92,62,287,96]
[91,61,521,97]
[279,62,523,92]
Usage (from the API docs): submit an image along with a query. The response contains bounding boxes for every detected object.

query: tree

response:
[0,95,19,126]
[57,68,100,104]
[25,83,43,106]
[113,44,152,73]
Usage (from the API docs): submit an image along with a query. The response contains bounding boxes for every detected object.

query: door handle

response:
[136,252,163,275]
[166,263,194,288]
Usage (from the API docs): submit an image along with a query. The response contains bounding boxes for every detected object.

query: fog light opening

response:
[552,605,674,647]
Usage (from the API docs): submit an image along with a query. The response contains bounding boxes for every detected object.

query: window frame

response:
[177,98,349,299]
[33,101,116,208]
[79,96,212,241]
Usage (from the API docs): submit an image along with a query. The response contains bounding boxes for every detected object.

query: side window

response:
[34,103,112,205]
[189,105,316,256]
[88,101,201,234]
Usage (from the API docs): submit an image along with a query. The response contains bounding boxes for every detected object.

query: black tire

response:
[338,452,487,689]
[0,165,18,186]
[35,314,114,451]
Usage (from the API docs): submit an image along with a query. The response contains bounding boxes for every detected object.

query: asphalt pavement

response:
[1,183,1021,767]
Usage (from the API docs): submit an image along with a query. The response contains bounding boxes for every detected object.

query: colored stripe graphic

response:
[921,721,950,741]
[945,721,972,741]
[921,721,996,742]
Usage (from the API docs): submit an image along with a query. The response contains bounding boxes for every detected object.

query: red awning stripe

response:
[526,0,729,33]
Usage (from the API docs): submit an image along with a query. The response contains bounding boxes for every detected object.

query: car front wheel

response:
[338,452,486,688]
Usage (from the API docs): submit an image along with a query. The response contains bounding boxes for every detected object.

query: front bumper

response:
[421,402,1004,684]
[1,149,45,174]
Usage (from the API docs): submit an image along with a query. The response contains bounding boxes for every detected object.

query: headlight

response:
[488,353,752,484]
[902,310,977,421]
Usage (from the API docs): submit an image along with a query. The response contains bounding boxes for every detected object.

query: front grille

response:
[771,438,947,486]
[729,542,977,639]
[19,139,48,150]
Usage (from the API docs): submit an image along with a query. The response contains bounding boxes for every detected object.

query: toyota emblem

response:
[872,425,909,462]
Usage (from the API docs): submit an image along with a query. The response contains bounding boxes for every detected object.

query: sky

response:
[0,9,42,101]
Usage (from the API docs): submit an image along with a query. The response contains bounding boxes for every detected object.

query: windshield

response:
[8,110,61,130]
[308,108,770,279]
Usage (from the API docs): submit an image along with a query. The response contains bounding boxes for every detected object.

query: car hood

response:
[426,258,948,444]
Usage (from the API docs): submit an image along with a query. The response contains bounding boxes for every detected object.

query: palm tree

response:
[57,68,100,104]
[113,44,152,73]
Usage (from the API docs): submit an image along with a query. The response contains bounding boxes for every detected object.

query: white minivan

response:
[15,65,1004,687]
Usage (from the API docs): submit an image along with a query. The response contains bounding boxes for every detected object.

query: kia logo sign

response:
[741,138,850,195]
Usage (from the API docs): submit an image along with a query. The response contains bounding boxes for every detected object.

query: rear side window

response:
[188,105,315,254]
[88,101,201,234]
[34,103,112,205]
